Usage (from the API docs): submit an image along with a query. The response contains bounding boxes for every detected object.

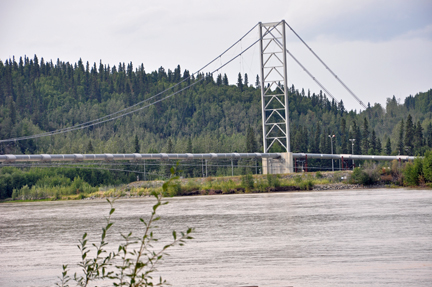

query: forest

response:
[0,55,431,199]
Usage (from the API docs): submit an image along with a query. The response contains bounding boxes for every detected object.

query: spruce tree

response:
[246,126,257,153]
[385,137,392,155]
[187,137,193,153]
[413,120,423,154]
[237,73,243,92]
[255,75,260,88]
[376,137,382,154]
[370,130,377,154]
[340,118,348,153]
[244,73,248,87]
[404,114,414,155]
[352,121,362,155]
[314,122,321,153]
[222,73,228,85]
[134,135,140,153]
[216,74,222,86]
[167,138,173,153]
[87,140,94,153]
[427,122,432,148]
[397,119,404,155]
[362,118,370,154]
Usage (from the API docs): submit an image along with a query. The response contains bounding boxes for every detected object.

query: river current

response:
[1,188,431,287]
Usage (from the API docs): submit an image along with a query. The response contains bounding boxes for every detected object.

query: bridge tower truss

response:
[259,21,290,153]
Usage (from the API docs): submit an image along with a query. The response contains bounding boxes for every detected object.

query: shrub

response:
[241,174,254,192]
[299,179,314,190]
[315,171,323,178]
[423,151,432,183]
[220,179,237,194]
[349,167,379,185]
[165,181,181,197]
[266,174,280,188]
[403,158,423,186]
[56,165,194,287]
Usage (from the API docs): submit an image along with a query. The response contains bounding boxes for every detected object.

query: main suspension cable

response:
[265,26,338,102]
[285,22,366,109]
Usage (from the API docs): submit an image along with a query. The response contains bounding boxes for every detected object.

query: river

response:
[1,188,431,287]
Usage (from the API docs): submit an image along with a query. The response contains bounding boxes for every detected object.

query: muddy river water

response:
[1,188,431,286]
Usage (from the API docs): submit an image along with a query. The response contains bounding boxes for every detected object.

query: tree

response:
[404,114,414,155]
[244,73,248,87]
[87,140,94,153]
[134,135,140,153]
[246,126,257,153]
[255,75,260,88]
[237,73,243,92]
[313,122,321,153]
[167,138,173,153]
[397,119,404,155]
[413,120,423,154]
[187,137,193,153]
[376,137,382,154]
[351,121,362,155]
[370,130,377,154]
[385,137,392,155]
[362,118,370,154]
[340,118,348,153]
[222,73,228,85]
[216,74,222,86]
[427,122,432,148]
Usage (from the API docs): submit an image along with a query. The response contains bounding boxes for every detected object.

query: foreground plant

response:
[56,166,194,287]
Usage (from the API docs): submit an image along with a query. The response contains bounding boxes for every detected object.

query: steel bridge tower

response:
[259,21,290,154]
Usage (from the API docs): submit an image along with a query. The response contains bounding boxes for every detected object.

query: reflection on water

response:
[0,188,431,286]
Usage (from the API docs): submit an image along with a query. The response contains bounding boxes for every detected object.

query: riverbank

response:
[1,170,420,203]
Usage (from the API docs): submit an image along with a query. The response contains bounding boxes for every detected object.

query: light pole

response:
[328,134,335,171]
[349,139,356,169]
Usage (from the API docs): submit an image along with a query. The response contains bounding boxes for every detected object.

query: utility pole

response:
[349,139,356,169]
[328,134,335,171]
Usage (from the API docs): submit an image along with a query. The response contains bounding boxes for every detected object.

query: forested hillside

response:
[1,55,431,156]
[0,55,431,198]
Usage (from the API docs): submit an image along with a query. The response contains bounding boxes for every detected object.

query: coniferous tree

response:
[255,75,260,88]
[244,73,248,87]
[404,114,414,155]
[313,122,321,153]
[376,137,382,154]
[397,119,404,155]
[87,140,94,153]
[222,73,228,85]
[134,135,140,153]
[187,137,193,153]
[340,118,348,153]
[385,137,392,155]
[362,118,370,154]
[370,130,377,154]
[427,122,432,148]
[216,74,222,86]
[237,73,243,92]
[413,120,423,154]
[246,126,257,153]
[167,138,173,153]
[351,121,362,155]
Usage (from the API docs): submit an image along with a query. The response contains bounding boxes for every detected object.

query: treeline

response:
[0,55,431,198]
[0,165,136,199]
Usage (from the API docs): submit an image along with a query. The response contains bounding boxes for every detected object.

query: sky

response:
[1,0,431,111]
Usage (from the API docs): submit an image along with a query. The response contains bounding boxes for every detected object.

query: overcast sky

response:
[1,0,431,111]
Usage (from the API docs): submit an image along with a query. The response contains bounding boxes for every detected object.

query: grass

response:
[3,171,354,202]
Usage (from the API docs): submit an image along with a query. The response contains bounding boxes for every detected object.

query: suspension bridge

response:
[0,20,415,176]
